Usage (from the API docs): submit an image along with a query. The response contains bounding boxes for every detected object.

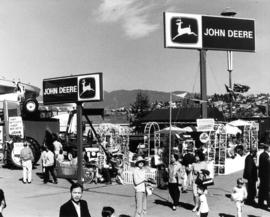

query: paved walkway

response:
[0,165,269,217]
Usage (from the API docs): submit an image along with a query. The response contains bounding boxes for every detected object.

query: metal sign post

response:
[77,102,83,185]
[200,49,207,118]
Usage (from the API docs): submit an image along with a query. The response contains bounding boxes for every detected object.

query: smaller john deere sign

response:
[43,73,103,105]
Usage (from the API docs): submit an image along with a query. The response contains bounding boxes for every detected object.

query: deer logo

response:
[80,79,95,97]
[172,18,197,40]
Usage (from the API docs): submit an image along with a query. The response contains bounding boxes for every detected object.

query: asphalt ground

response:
[0,164,269,217]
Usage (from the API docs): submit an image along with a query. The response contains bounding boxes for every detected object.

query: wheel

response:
[25,137,41,164]
[83,168,94,184]
[22,98,39,114]
[6,137,41,168]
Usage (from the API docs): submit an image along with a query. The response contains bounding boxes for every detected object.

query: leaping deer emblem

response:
[173,19,197,40]
[80,79,94,96]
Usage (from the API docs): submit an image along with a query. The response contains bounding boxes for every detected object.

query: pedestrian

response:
[0,189,6,217]
[52,133,63,158]
[168,154,184,211]
[231,178,247,217]
[197,184,209,217]
[243,147,257,205]
[101,206,115,217]
[56,149,65,163]
[59,182,91,217]
[20,142,34,184]
[42,146,57,184]
[191,151,208,212]
[133,156,147,217]
[258,143,270,208]
[182,148,195,192]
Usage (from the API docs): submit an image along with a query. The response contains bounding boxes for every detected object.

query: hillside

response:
[86,89,188,109]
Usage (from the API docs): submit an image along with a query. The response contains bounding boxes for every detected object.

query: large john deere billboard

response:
[164,12,255,52]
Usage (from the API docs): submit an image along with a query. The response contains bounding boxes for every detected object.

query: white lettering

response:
[44,88,58,95]
[204,28,226,37]
[59,86,77,94]
[228,30,253,39]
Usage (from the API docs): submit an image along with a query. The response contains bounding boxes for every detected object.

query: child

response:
[101,206,115,217]
[231,178,247,217]
[197,184,209,217]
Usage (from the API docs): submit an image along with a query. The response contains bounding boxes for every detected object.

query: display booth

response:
[207,120,258,175]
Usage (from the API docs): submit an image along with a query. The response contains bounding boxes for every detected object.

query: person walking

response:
[258,143,270,208]
[59,182,91,217]
[0,189,6,217]
[42,146,58,184]
[20,142,34,184]
[243,147,257,205]
[133,156,147,217]
[191,151,208,212]
[231,178,247,217]
[197,184,209,217]
[182,148,195,192]
[168,154,184,211]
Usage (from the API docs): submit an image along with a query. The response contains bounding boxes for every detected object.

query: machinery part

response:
[83,168,95,184]
[6,137,41,168]
[22,98,39,115]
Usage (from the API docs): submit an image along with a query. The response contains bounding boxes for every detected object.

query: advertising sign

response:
[43,73,103,105]
[8,116,24,138]
[197,118,215,131]
[199,132,210,143]
[164,12,255,52]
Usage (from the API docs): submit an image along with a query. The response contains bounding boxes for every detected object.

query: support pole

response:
[227,51,233,119]
[77,102,83,185]
[200,49,207,118]
[169,92,172,165]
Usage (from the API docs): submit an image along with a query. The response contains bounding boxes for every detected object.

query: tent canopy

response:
[229,119,251,127]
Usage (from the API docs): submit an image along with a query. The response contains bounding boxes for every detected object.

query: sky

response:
[0,0,268,95]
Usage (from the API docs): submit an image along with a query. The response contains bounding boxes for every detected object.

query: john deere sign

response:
[164,12,255,52]
[43,73,103,105]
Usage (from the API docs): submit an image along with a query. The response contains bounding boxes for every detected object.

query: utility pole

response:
[221,8,237,120]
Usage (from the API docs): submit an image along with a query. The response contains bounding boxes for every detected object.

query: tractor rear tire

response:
[6,137,41,169]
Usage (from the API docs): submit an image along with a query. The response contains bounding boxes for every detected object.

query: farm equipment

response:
[0,80,59,168]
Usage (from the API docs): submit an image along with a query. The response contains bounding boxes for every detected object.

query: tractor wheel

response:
[25,137,41,164]
[6,137,41,168]
[22,98,39,115]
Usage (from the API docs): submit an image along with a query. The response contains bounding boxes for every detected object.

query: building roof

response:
[139,107,225,123]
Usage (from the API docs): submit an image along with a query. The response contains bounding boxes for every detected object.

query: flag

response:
[233,83,250,93]
[174,92,187,98]
[225,84,236,101]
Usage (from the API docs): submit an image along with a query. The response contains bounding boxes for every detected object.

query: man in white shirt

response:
[42,146,57,184]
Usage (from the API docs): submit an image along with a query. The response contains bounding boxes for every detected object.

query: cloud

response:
[96,0,159,39]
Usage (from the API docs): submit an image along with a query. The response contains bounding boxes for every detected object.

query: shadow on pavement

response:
[154,199,171,208]
[219,213,234,217]
[179,202,194,210]
[119,215,131,217]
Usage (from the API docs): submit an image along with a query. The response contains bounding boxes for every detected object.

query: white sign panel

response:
[9,116,24,138]
[197,118,215,131]
[0,126,3,145]
[164,12,202,49]
[77,74,102,102]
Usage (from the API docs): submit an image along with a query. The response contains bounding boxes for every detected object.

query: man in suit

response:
[258,143,270,208]
[59,182,91,217]
[243,147,257,205]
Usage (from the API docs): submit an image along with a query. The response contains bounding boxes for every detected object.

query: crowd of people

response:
[1,128,268,217]
[131,142,270,217]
